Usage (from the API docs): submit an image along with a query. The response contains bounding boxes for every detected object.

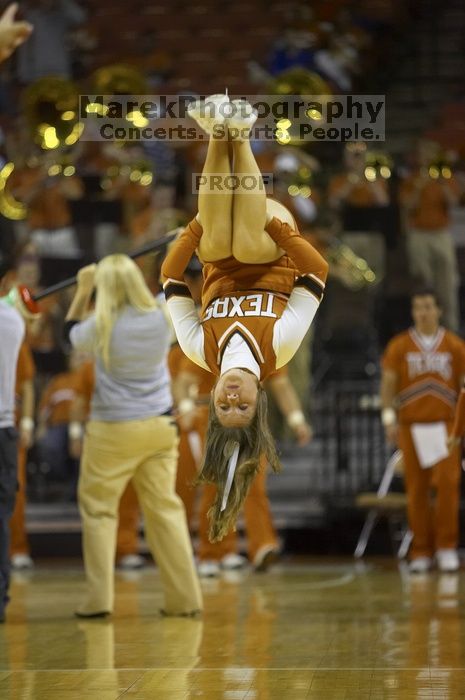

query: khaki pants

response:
[78,416,202,615]
[407,228,459,331]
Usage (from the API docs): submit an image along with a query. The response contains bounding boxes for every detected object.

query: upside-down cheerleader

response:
[161,94,329,541]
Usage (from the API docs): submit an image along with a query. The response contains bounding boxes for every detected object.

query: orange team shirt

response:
[72,361,95,419]
[162,217,328,382]
[451,386,465,437]
[328,174,388,207]
[399,175,460,230]
[15,341,36,424]
[39,363,93,426]
[382,327,465,425]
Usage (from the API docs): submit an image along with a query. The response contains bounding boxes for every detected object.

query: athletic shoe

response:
[117,554,145,570]
[187,93,230,135]
[221,553,247,570]
[436,549,460,573]
[227,99,258,140]
[160,608,202,618]
[11,554,34,570]
[197,560,221,578]
[253,545,279,572]
[74,610,110,619]
[408,556,433,574]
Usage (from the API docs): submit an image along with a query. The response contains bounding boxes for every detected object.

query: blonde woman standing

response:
[65,255,202,618]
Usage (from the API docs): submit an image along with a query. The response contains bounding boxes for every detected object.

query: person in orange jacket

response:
[10,341,35,570]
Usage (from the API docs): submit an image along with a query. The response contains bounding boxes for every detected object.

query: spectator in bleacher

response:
[399,140,461,332]
[268,27,317,75]
[8,153,83,258]
[314,33,358,92]
[380,288,465,574]
[10,340,35,570]
[17,0,86,83]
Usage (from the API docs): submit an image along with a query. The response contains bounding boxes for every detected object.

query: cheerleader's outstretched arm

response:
[161,219,209,371]
[265,217,329,369]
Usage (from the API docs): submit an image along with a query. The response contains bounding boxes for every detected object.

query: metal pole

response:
[32,228,180,302]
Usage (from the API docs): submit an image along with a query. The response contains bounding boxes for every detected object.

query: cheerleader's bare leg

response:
[197,137,233,262]
[230,139,295,264]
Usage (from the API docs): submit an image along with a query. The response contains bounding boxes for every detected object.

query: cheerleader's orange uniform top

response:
[161,217,329,382]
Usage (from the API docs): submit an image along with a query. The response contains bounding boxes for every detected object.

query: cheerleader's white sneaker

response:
[227,99,258,140]
[187,93,230,135]
[198,559,221,578]
[221,553,247,570]
[408,556,432,574]
[436,549,460,573]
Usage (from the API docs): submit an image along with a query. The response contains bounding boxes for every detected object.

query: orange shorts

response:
[201,254,297,314]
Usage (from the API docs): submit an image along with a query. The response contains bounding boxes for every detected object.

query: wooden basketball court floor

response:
[1,558,465,699]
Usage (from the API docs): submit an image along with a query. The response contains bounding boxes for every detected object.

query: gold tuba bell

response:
[22,76,82,150]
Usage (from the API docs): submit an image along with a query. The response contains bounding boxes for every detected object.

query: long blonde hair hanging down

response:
[94,254,157,368]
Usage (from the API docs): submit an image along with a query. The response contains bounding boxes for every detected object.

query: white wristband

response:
[68,421,83,440]
[381,408,397,427]
[178,398,196,416]
[20,416,34,432]
[287,410,306,429]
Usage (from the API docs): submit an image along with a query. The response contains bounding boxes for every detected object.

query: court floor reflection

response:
[0,559,465,698]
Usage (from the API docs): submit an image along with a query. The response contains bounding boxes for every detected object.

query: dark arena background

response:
[1,0,465,697]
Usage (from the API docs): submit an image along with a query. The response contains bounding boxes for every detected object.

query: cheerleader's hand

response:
[77,264,96,294]
[293,421,313,446]
[0,4,32,63]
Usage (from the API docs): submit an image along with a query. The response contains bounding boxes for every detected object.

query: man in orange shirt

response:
[381,289,465,573]
[399,141,460,331]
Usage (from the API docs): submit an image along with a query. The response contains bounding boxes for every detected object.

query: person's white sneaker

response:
[187,93,230,135]
[11,553,34,570]
[408,556,433,574]
[198,560,221,578]
[227,99,258,140]
[117,554,145,570]
[221,553,247,570]
[436,549,460,573]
